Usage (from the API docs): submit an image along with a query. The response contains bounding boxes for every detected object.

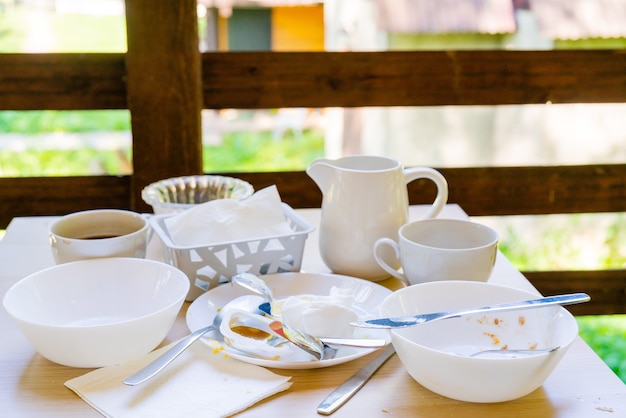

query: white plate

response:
[186,272,392,369]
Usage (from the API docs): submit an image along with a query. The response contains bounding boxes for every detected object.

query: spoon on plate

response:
[232,272,336,360]
[123,294,266,386]
[221,309,387,360]
[231,273,382,361]
[232,272,276,316]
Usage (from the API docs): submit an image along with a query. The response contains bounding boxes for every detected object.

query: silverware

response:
[351,293,590,329]
[222,309,387,361]
[232,272,382,361]
[122,295,266,386]
[470,346,559,357]
[317,345,395,415]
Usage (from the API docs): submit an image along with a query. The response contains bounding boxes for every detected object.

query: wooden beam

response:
[201,50,626,108]
[426,165,626,216]
[524,270,626,315]
[0,176,131,228]
[124,0,203,212]
[1,50,625,110]
[0,53,127,110]
[226,165,626,216]
[1,164,624,228]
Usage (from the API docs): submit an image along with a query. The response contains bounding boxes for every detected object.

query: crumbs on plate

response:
[206,339,226,354]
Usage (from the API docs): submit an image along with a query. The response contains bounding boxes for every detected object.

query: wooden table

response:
[1,205,625,417]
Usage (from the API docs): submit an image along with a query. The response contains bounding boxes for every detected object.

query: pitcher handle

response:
[373,238,408,284]
[404,167,449,220]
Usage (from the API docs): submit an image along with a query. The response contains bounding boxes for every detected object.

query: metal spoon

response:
[232,273,332,360]
[231,273,369,360]
[470,347,559,358]
[232,272,277,315]
[222,310,386,361]
[123,294,266,386]
[352,293,591,329]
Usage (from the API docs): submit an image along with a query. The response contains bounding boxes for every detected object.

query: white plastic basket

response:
[150,203,314,301]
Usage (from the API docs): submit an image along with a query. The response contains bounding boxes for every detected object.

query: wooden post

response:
[124,0,203,212]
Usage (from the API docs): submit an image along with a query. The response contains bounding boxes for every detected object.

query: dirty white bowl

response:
[3,258,189,368]
[142,175,254,214]
[380,281,578,403]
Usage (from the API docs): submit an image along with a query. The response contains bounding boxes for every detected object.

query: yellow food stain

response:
[519,316,526,326]
[529,342,538,350]
[232,325,271,340]
[207,339,226,354]
[483,332,500,345]
[212,345,226,354]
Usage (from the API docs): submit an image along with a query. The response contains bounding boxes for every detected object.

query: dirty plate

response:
[186,272,391,369]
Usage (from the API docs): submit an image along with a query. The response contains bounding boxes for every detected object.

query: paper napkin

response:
[163,185,293,246]
[65,341,292,418]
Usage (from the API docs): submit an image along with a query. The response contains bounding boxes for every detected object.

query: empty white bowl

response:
[380,281,578,403]
[142,175,254,214]
[3,258,189,368]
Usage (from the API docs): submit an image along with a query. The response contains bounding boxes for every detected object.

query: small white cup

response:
[49,209,150,264]
[374,219,498,285]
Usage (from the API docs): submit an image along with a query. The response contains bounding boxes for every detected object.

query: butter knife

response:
[317,345,395,415]
[351,293,590,329]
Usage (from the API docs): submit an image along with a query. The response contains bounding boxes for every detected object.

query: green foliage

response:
[0,148,129,176]
[577,316,626,382]
[0,111,131,134]
[203,130,325,172]
[498,214,626,271]
[601,214,626,268]
[0,128,323,176]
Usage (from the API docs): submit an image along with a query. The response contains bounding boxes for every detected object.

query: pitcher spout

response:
[306,158,334,193]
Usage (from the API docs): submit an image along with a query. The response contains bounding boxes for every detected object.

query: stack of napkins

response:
[65,341,292,417]
[164,185,293,246]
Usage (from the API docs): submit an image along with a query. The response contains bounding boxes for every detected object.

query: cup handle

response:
[404,167,449,220]
[373,238,408,284]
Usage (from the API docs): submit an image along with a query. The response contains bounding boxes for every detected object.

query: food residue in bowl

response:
[474,315,507,327]
[483,332,501,345]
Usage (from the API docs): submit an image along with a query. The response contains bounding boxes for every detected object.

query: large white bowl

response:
[3,258,189,368]
[380,281,578,403]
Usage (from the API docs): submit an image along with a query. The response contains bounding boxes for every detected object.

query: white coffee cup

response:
[374,219,498,285]
[49,209,150,264]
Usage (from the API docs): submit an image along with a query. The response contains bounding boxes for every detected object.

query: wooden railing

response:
[0,0,624,314]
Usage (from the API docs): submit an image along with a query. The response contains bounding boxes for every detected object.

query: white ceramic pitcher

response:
[306,155,448,281]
